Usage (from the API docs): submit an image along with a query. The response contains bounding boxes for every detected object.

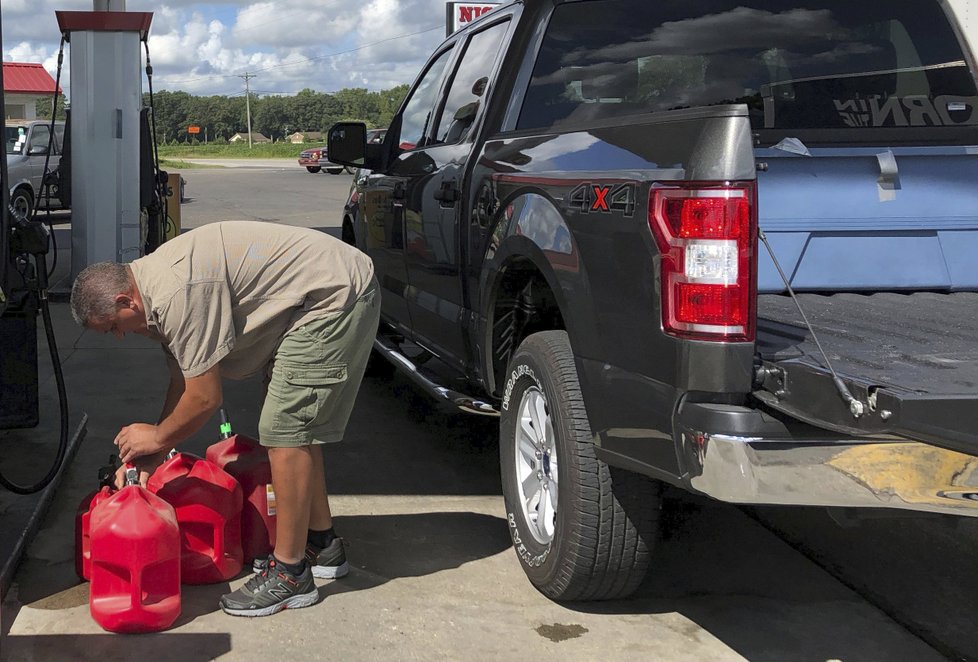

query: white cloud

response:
[3,0,450,96]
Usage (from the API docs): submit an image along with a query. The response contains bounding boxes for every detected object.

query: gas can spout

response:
[219,407,233,439]
[124,465,139,486]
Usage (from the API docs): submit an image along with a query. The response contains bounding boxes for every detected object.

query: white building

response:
[2,62,61,120]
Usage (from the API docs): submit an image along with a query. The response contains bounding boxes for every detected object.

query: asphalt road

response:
[177,159,352,230]
[4,162,977,661]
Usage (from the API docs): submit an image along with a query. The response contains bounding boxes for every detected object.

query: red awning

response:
[2,62,62,95]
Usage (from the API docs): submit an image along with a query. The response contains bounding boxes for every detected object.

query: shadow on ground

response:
[556,488,945,662]
[1,633,232,662]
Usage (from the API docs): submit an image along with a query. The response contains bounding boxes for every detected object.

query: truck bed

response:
[755,292,978,452]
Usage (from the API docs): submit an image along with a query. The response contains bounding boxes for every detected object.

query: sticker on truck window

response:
[833,95,978,128]
[568,182,636,216]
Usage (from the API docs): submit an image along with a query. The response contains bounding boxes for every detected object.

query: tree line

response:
[140,85,410,144]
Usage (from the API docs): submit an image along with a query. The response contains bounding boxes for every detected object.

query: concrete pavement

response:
[0,167,955,660]
[0,301,945,661]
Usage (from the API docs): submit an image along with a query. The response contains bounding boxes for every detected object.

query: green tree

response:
[35,95,68,120]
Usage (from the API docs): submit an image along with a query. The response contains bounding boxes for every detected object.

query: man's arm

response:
[115,363,223,464]
[159,352,186,424]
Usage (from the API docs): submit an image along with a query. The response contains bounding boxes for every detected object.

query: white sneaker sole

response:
[221,588,319,617]
[312,561,349,579]
[252,561,349,578]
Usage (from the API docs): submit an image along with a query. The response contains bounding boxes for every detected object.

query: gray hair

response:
[70,262,131,326]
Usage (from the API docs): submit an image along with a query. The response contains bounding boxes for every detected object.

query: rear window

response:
[517,0,978,143]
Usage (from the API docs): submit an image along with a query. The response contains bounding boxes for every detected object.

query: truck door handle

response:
[433,180,459,205]
[391,182,406,209]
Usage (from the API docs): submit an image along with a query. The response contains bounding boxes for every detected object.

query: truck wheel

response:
[306,166,321,173]
[500,330,660,601]
[11,187,34,222]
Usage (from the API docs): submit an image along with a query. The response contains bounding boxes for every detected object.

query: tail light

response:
[648,182,756,341]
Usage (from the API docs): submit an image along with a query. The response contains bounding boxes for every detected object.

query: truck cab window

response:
[517,0,978,144]
[434,20,509,144]
[398,48,453,151]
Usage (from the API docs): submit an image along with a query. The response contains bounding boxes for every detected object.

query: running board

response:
[373,337,499,417]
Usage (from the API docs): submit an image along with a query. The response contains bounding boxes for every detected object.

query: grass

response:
[157,143,308,159]
[159,158,222,169]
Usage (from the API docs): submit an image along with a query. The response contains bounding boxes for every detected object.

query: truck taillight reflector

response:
[649,184,756,341]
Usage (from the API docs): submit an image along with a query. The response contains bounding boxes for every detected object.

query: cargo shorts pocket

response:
[264,363,348,438]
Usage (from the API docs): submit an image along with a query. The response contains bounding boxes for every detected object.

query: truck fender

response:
[478,191,599,394]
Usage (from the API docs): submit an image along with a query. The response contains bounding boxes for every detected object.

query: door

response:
[401,19,511,366]
[26,124,52,194]
[358,46,455,332]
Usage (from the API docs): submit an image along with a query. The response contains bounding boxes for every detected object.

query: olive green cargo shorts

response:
[258,280,380,447]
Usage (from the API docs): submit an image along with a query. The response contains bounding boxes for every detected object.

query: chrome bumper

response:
[682,431,978,517]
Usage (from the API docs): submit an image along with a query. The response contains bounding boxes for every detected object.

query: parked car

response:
[4,119,66,221]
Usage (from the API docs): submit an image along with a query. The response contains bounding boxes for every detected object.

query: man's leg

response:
[268,446,316,565]
[308,444,333,531]
[220,447,319,617]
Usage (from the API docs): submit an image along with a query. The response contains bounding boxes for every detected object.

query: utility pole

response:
[238,72,256,148]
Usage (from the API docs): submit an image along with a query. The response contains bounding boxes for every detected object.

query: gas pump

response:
[0,3,164,494]
[0,16,70,493]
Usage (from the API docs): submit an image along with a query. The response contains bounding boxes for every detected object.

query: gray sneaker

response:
[252,538,349,579]
[220,558,318,617]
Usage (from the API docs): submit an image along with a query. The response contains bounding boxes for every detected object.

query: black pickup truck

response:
[328,0,978,601]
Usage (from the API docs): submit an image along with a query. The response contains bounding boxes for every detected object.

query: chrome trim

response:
[373,337,500,417]
[684,431,978,517]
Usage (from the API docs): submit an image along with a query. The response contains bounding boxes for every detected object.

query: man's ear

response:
[113,293,133,309]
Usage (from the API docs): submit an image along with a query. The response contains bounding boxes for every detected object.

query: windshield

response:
[518,0,978,144]
[5,126,30,155]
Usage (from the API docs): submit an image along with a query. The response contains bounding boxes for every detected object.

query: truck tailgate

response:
[755,292,978,454]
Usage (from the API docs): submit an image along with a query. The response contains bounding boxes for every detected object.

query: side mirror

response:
[28,144,47,155]
[453,101,479,124]
[328,123,367,167]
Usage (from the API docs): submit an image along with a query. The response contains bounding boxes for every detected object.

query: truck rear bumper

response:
[678,403,978,517]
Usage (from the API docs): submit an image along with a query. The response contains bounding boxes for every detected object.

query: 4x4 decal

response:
[568,182,636,217]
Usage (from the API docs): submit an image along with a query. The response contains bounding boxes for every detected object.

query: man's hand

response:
[114,423,167,464]
[112,451,166,489]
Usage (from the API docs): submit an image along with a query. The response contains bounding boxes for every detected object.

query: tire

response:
[500,330,660,601]
[10,187,34,223]
[344,166,357,175]
[306,166,321,173]
[326,167,344,175]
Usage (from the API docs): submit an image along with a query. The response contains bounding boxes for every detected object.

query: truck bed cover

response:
[755,292,978,454]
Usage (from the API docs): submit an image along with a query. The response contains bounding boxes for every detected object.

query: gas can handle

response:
[124,464,139,486]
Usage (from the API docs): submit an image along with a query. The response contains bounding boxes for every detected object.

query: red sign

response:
[446,2,501,35]
[188,126,201,134]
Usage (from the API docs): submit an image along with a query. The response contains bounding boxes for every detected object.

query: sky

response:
[1,0,457,98]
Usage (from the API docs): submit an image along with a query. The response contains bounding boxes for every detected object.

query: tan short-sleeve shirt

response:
[129,221,375,379]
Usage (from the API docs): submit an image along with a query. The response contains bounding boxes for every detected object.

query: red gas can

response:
[147,452,244,584]
[206,433,276,563]
[74,486,113,581]
[89,468,181,633]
